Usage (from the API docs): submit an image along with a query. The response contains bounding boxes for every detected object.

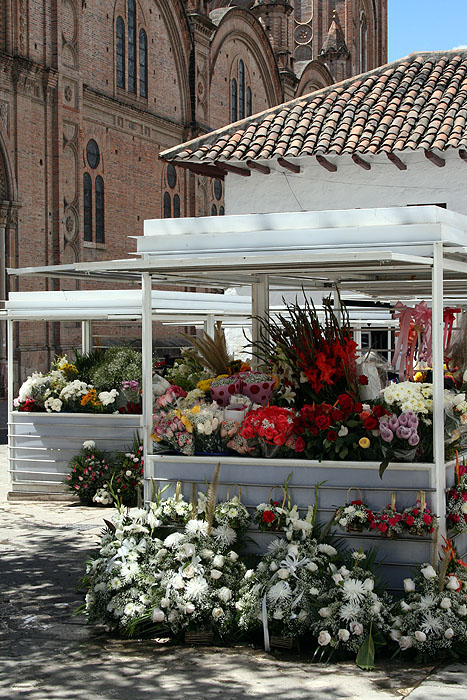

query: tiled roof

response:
[160,51,467,164]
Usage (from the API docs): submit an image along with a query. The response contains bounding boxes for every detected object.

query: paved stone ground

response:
[0,446,466,699]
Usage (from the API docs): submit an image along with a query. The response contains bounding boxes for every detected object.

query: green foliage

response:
[72,349,105,384]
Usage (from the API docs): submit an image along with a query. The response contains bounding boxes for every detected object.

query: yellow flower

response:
[359,437,370,449]
[151,433,161,442]
[197,379,214,392]
[215,374,229,381]
[190,405,201,414]
[181,416,193,433]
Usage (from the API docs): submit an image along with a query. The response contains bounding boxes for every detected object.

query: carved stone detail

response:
[0,102,9,134]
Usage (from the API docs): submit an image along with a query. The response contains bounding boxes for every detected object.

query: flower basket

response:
[402,490,438,537]
[333,488,374,533]
[270,635,296,650]
[346,488,363,533]
[376,493,403,538]
[254,486,287,532]
[184,630,215,646]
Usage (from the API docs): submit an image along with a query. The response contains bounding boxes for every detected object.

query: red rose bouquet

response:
[401,492,438,536]
[238,405,303,458]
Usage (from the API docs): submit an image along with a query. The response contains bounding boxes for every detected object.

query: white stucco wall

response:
[225,150,467,215]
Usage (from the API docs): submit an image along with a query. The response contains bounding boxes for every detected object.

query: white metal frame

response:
[8,205,467,543]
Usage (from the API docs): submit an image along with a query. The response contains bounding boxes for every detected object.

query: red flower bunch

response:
[18,398,42,412]
[296,333,358,398]
[401,498,438,536]
[239,406,303,457]
[447,477,467,534]
[293,395,388,461]
[375,504,404,537]
[118,401,142,414]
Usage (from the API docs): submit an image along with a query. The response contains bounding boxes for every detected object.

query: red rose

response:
[413,508,419,516]
[422,514,432,525]
[332,409,344,422]
[337,394,353,412]
[405,515,414,526]
[351,500,363,506]
[363,416,379,431]
[294,436,305,453]
[373,405,388,418]
[315,414,331,431]
[378,522,388,532]
[327,430,338,442]
[462,492,467,502]
[353,402,363,413]
[358,375,369,385]
[370,521,377,529]
[262,510,275,524]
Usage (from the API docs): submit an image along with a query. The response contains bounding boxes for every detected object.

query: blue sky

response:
[388,1,467,62]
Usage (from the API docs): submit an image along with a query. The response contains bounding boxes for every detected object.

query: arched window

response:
[163,192,171,218]
[219,206,225,216]
[128,0,137,93]
[83,173,92,242]
[211,204,218,216]
[246,86,252,117]
[231,78,238,122]
[95,176,105,243]
[360,11,368,73]
[173,194,180,218]
[139,29,148,98]
[239,60,245,119]
[116,17,125,89]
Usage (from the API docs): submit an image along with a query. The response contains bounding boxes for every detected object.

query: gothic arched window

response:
[163,192,171,218]
[116,16,125,89]
[211,204,218,216]
[128,0,137,93]
[239,60,245,119]
[83,173,92,242]
[95,176,105,243]
[173,194,180,218]
[139,29,148,98]
[231,78,238,122]
[246,86,252,117]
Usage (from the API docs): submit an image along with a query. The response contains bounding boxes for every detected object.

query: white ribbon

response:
[262,594,271,652]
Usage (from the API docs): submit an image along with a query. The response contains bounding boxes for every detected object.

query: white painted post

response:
[431,241,446,550]
[7,319,14,492]
[204,314,215,338]
[251,274,269,369]
[141,273,153,504]
[81,320,92,354]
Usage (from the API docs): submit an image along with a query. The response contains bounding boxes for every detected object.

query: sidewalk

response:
[0,444,465,699]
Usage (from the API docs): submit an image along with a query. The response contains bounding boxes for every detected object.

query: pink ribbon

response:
[392,302,415,380]
[443,307,461,353]
[412,301,432,366]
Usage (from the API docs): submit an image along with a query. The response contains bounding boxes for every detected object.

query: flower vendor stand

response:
[7,205,467,583]
[4,288,251,498]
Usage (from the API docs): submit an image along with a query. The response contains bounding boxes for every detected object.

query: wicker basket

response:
[184,631,215,646]
[345,487,364,533]
[270,635,295,650]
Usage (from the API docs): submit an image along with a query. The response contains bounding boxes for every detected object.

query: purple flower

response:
[388,415,399,431]
[380,427,394,443]
[396,426,412,440]
[398,413,409,426]
[408,433,420,447]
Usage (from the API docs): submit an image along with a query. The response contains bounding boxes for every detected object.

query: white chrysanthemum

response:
[418,594,436,610]
[185,519,209,538]
[342,578,367,604]
[212,524,237,546]
[420,612,444,634]
[267,538,288,555]
[163,532,185,548]
[339,602,360,622]
[185,575,209,601]
[267,581,292,605]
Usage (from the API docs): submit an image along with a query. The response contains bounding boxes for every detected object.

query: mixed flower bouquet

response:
[293,395,385,462]
[152,407,195,456]
[112,441,144,505]
[166,348,211,393]
[374,501,404,538]
[182,403,224,453]
[390,548,467,661]
[310,552,391,666]
[447,467,467,533]
[254,499,288,533]
[65,441,112,504]
[333,492,375,533]
[236,538,338,643]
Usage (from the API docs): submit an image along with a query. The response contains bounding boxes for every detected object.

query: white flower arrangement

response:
[59,380,90,401]
[237,538,338,641]
[381,382,433,416]
[309,558,391,661]
[390,558,467,660]
[98,389,118,406]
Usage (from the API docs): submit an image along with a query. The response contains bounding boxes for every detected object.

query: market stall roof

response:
[2,289,252,323]
[7,206,467,302]
[159,50,467,173]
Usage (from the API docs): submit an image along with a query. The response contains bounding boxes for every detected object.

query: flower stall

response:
[8,205,467,588]
[4,288,251,497]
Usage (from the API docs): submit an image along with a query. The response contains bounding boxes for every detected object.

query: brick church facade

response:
[0,0,387,389]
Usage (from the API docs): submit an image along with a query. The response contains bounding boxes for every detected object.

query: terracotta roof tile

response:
[160,51,467,165]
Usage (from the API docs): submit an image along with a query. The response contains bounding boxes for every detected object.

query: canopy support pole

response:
[142,273,153,504]
[431,241,446,555]
[251,275,269,369]
[204,314,215,338]
[81,321,92,354]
